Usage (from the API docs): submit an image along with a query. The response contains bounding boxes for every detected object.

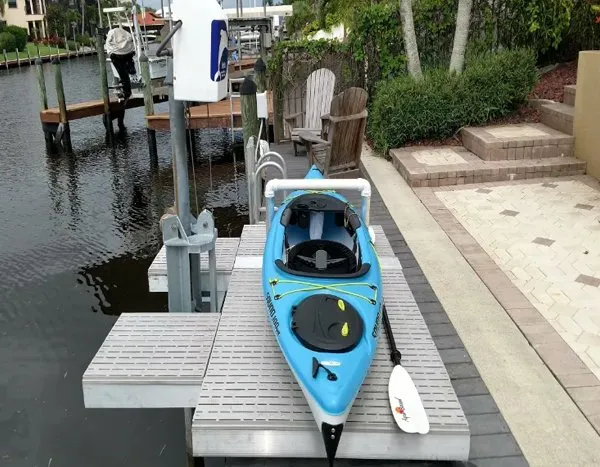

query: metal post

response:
[168,60,191,234]
[245,136,257,224]
[96,32,113,138]
[35,59,48,110]
[240,77,259,152]
[167,244,193,314]
[184,408,194,467]
[16,49,20,67]
[208,247,217,313]
[140,54,158,162]
[53,58,72,152]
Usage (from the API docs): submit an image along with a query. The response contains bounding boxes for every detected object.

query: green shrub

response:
[4,26,27,50]
[368,48,538,153]
[0,32,16,52]
[76,33,93,47]
[66,40,78,51]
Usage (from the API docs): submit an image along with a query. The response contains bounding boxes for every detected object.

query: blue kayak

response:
[262,165,383,466]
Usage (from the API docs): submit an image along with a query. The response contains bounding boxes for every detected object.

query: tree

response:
[399,0,422,79]
[81,0,85,35]
[0,0,6,17]
[449,0,473,74]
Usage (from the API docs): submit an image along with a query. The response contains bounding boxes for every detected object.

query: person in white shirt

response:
[105,26,136,102]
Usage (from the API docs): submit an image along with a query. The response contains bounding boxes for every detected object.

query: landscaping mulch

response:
[529,60,578,102]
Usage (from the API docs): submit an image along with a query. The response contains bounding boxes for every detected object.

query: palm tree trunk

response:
[81,0,85,36]
[399,0,422,79]
[449,0,473,74]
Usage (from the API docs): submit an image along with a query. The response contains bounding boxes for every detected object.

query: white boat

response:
[102,1,167,96]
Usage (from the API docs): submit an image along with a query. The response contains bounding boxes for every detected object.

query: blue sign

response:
[210,20,228,82]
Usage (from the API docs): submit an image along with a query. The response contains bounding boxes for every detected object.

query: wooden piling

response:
[53,58,72,152]
[259,26,266,59]
[254,58,266,93]
[16,49,20,67]
[75,43,79,57]
[3,49,7,70]
[36,59,48,110]
[272,72,284,144]
[65,40,70,57]
[240,77,259,150]
[140,54,158,160]
[96,32,113,137]
[26,47,31,65]
[36,44,41,60]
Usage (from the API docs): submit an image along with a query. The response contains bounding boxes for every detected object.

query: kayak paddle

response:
[382,304,430,434]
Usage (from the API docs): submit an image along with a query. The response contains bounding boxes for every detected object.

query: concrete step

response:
[564,84,576,106]
[540,102,574,135]
[390,145,585,188]
[461,123,574,161]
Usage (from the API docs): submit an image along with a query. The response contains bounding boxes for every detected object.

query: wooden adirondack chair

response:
[297,87,368,177]
[284,68,336,156]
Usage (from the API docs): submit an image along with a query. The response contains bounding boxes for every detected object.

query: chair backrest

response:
[304,68,336,130]
[325,87,368,173]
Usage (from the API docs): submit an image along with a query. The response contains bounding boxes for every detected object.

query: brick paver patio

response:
[434,178,600,378]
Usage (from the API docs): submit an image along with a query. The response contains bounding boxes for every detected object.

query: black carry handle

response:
[382,304,402,366]
[156,20,183,57]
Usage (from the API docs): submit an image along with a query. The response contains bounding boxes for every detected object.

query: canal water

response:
[0,56,248,466]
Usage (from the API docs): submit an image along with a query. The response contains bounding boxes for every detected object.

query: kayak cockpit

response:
[276,193,370,278]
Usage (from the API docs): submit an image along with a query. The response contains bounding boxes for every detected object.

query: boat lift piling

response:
[139,54,158,162]
[52,58,73,153]
[96,30,114,137]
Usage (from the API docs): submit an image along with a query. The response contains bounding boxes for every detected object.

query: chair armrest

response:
[328,109,368,123]
[297,130,330,146]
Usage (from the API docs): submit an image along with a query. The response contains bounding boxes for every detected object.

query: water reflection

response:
[0,56,250,466]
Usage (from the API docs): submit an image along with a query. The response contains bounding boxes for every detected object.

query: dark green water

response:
[0,56,248,466]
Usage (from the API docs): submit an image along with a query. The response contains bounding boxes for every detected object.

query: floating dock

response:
[82,224,470,462]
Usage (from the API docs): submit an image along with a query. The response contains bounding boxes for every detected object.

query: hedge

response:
[0,32,16,52]
[368,48,538,153]
[3,26,27,50]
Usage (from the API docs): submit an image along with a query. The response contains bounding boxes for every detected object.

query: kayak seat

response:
[288,239,356,274]
[292,294,364,353]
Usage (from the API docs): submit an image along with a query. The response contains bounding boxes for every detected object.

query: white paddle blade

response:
[388,365,430,434]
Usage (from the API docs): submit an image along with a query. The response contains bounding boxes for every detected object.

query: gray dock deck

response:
[82,313,220,408]
[85,142,527,466]
[192,225,470,462]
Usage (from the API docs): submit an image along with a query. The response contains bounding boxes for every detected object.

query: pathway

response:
[362,149,600,466]
[435,178,600,379]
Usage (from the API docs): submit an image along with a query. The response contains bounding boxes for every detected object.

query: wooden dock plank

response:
[40,92,169,124]
[146,91,273,131]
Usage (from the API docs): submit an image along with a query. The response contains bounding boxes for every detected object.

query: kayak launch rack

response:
[264,178,372,231]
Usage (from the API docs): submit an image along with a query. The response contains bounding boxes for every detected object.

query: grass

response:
[2,43,69,62]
